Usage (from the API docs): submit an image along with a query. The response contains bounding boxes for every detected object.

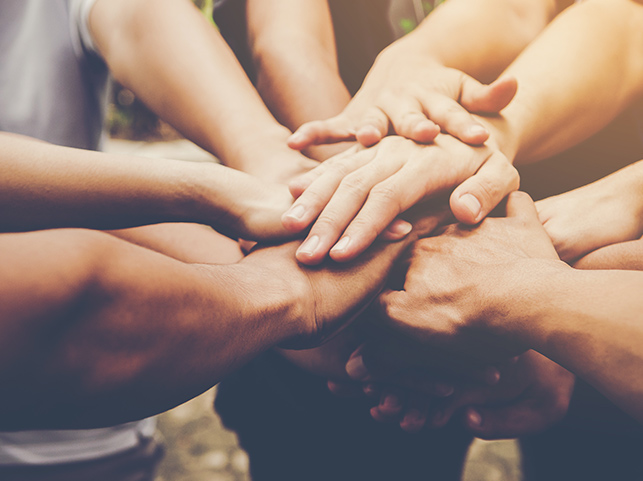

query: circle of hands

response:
[241,62,643,439]
[249,151,643,439]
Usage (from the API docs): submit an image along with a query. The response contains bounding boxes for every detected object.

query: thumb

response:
[450,152,520,224]
[461,76,518,114]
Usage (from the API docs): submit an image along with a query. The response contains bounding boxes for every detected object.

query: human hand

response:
[199,168,297,242]
[378,192,563,359]
[434,351,574,439]
[244,207,450,349]
[536,159,643,262]
[288,48,517,149]
[282,135,519,265]
[222,126,319,184]
[346,351,573,437]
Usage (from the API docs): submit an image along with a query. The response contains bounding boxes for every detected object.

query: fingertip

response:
[295,235,327,265]
[287,131,310,150]
[462,124,490,145]
[465,407,483,430]
[410,120,440,144]
[356,125,383,147]
[400,410,427,433]
[381,219,413,241]
[346,354,370,381]
[281,204,309,231]
[452,192,483,224]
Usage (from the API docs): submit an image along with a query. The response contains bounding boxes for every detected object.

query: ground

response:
[106,138,523,481]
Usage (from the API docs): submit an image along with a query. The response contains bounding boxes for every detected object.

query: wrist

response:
[484,258,572,348]
[240,244,316,346]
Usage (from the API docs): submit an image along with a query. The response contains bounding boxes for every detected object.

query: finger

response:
[400,394,431,433]
[329,164,431,262]
[327,379,365,398]
[355,107,390,147]
[288,146,361,199]
[298,156,406,264]
[379,94,440,143]
[450,151,520,224]
[379,219,414,241]
[282,153,371,235]
[288,116,356,150]
[504,191,539,222]
[422,91,490,145]
[461,75,518,114]
[464,402,545,439]
[377,389,405,418]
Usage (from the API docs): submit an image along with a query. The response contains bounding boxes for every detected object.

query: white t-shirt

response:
[0,0,155,466]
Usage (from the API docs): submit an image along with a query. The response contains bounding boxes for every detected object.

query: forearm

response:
[248,0,351,130]
[389,0,561,82]
[492,261,643,423]
[0,229,302,429]
[90,0,291,171]
[0,133,286,235]
[483,0,643,163]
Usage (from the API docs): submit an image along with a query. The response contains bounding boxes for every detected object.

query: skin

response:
[280,0,643,264]
[536,159,643,262]
[246,0,353,161]
[0,133,293,239]
[370,192,643,425]
[89,0,317,182]
[0,209,433,430]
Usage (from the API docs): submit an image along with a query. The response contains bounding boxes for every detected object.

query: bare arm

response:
[289,0,564,148]
[89,0,315,181]
[482,0,643,163]
[247,0,350,132]
[0,211,423,429]
[0,133,293,239]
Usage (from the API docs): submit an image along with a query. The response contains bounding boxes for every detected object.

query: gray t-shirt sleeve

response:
[68,0,102,58]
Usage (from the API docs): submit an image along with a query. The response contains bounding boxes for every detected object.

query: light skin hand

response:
[536,159,643,262]
[287,49,518,149]
[282,134,519,265]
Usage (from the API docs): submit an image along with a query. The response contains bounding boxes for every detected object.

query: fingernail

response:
[288,132,305,145]
[297,235,320,257]
[485,366,501,385]
[435,383,454,397]
[467,125,489,139]
[467,408,482,428]
[346,355,369,381]
[331,236,351,254]
[385,220,413,237]
[459,193,481,220]
[283,204,306,221]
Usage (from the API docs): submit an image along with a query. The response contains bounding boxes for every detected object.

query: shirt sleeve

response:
[68,0,102,59]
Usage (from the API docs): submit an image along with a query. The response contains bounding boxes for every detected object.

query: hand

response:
[378,192,563,360]
[244,208,449,349]
[288,48,517,149]
[282,135,519,265]
[536,159,643,262]
[434,351,574,439]
[221,126,320,184]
